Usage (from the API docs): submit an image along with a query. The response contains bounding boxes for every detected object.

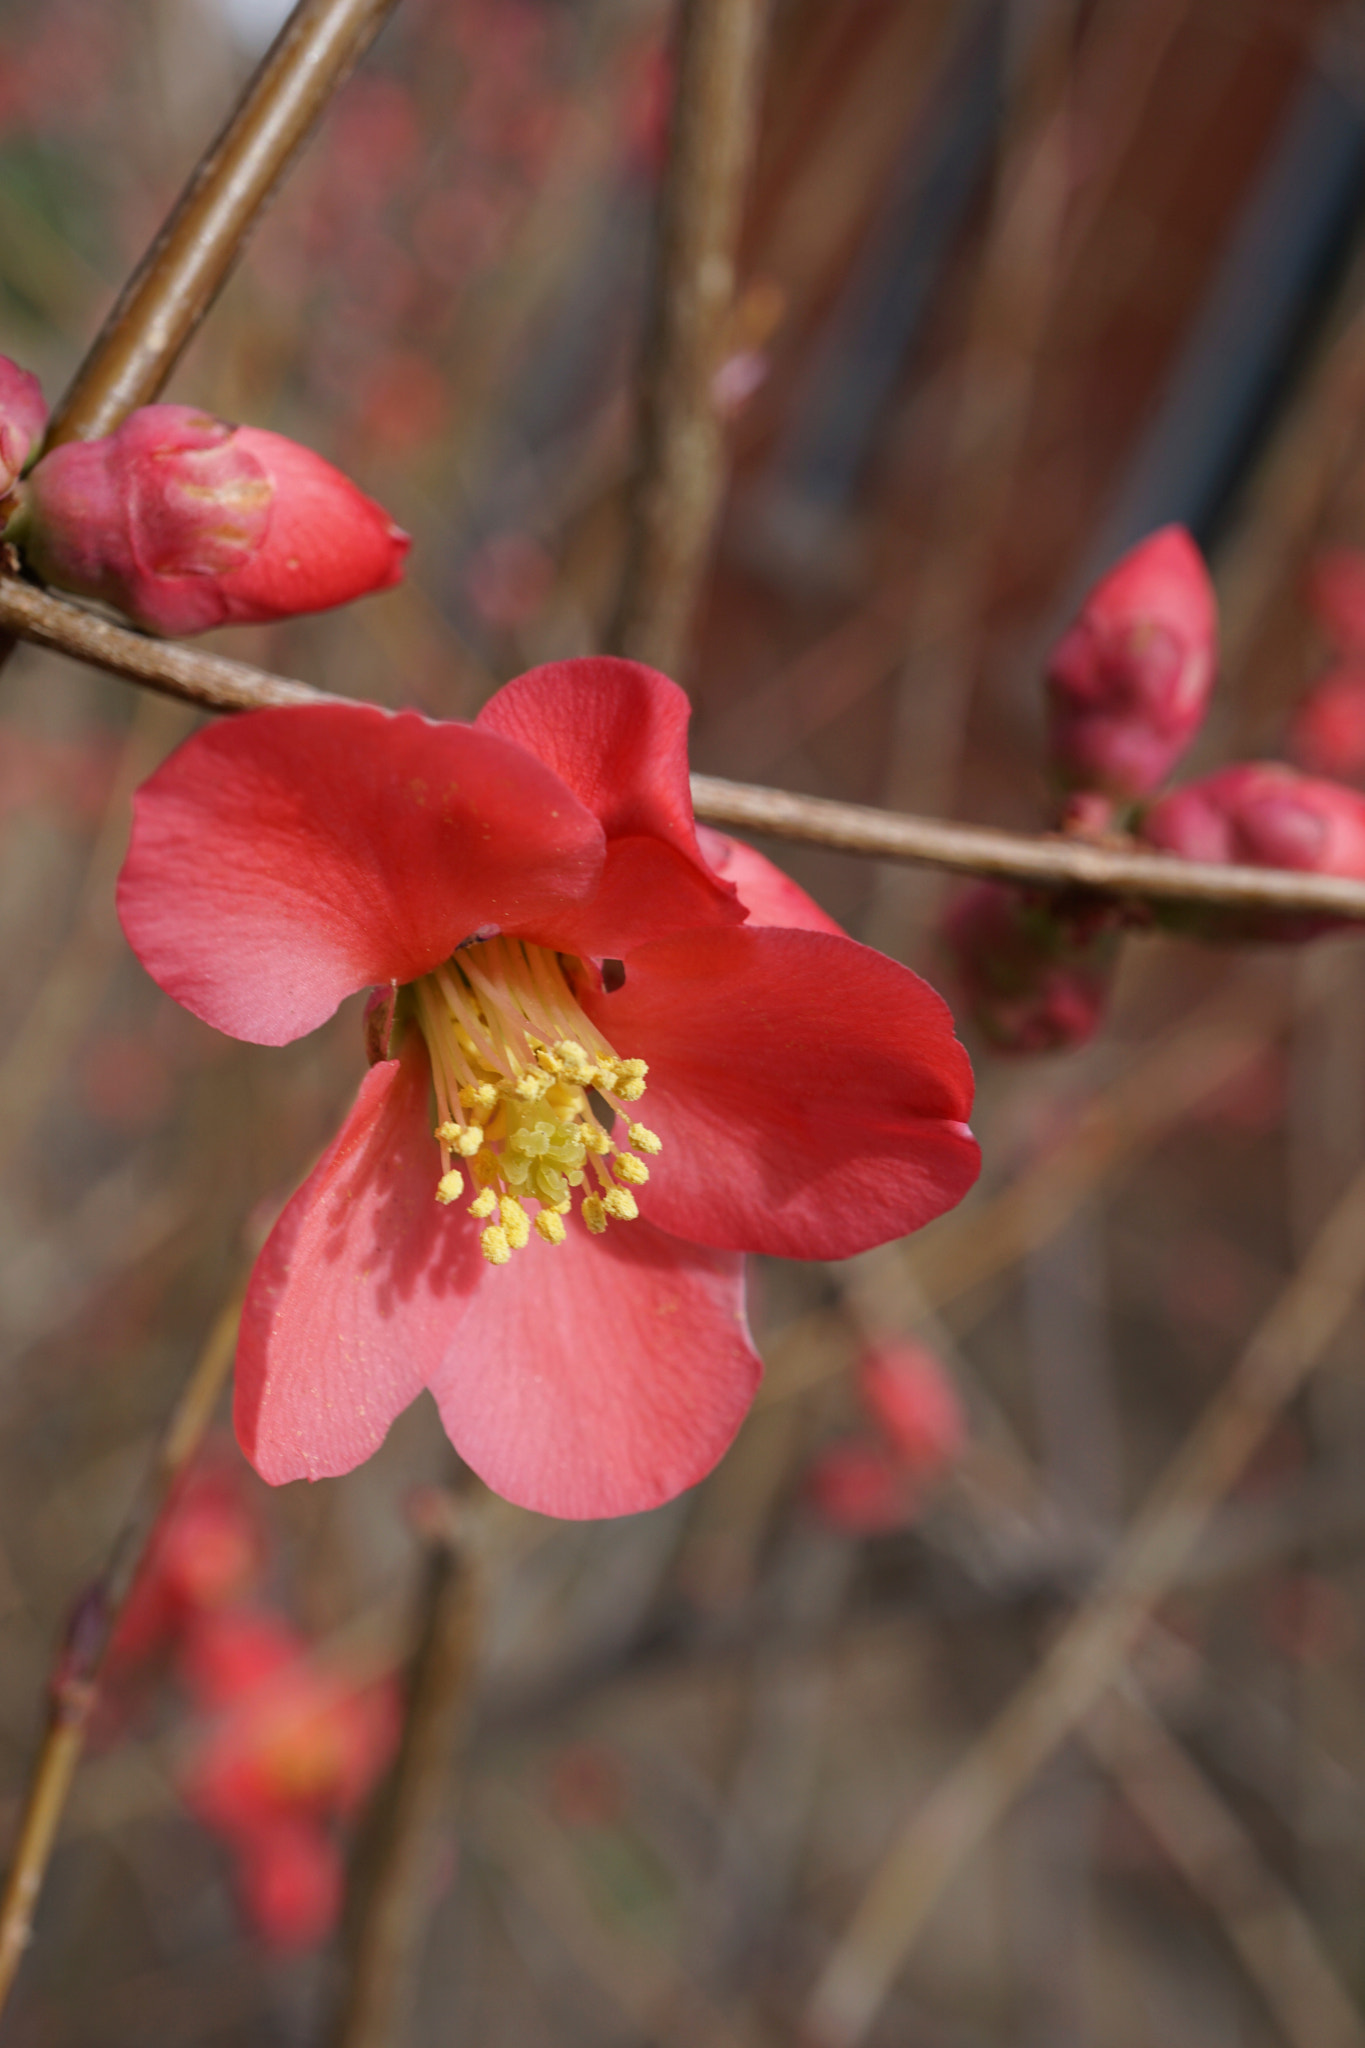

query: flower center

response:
[411,936,661,1266]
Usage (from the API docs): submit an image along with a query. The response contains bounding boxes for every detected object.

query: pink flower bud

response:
[942,881,1120,1054]
[18,403,408,635]
[1139,762,1365,940]
[806,1439,918,1534]
[1306,549,1365,655]
[1288,663,1365,784]
[0,356,45,498]
[236,1819,343,1951]
[1046,526,1217,800]
[856,1341,964,1477]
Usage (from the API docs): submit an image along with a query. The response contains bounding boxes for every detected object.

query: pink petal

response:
[118,703,604,1044]
[476,657,741,940]
[521,835,747,958]
[428,1216,759,1519]
[584,926,980,1258]
[695,824,846,933]
[236,1042,482,1483]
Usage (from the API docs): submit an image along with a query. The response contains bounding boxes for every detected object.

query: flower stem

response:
[43,0,403,450]
[0,1291,243,2017]
[608,0,770,676]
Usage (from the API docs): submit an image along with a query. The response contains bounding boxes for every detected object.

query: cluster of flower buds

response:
[807,1338,965,1536]
[941,883,1123,1056]
[0,353,408,636]
[110,1446,398,1950]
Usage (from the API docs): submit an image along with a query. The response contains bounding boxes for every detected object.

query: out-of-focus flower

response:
[0,356,44,498]
[942,881,1121,1054]
[1139,761,1365,940]
[1306,547,1365,654]
[1287,662,1365,785]
[117,660,979,1518]
[235,1818,344,1951]
[1046,526,1217,801]
[15,404,408,635]
[115,1461,264,1665]
[807,1438,918,1534]
[856,1340,964,1477]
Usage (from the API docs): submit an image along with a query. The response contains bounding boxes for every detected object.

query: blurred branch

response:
[44,0,403,448]
[7,575,1365,921]
[0,1290,243,2015]
[608,0,770,675]
[1085,1685,1365,2048]
[329,1493,481,2048]
[804,1154,1365,2048]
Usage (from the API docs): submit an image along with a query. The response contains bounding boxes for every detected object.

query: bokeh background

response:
[4,1,1365,2042]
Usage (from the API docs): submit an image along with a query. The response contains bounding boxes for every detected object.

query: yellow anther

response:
[628,1123,661,1154]
[615,1077,646,1102]
[514,1069,550,1101]
[500,1197,530,1250]
[435,1170,465,1205]
[454,1126,483,1158]
[616,1059,648,1083]
[472,1149,502,1186]
[603,1188,638,1221]
[553,1039,595,1080]
[582,1195,608,1234]
[481,1225,512,1265]
[435,1121,461,1145]
[581,1122,611,1155]
[535,1209,567,1245]
[613,1154,649,1186]
[459,1082,498,1121]
[469,1189,498,1219]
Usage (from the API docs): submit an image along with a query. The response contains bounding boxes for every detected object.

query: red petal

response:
[695,825,846,933]
[477,658,741,943]
[118,703,605,1045]
[584,926,980,1258]
[428,1216,759,1519]
[236,1042,482,1483]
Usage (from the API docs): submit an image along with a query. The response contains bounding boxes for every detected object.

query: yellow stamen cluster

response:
[412,937,661,1266]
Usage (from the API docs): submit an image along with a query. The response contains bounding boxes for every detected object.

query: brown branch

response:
[328,1492,481,2048]
[803,1155,1365,2048]
[44,0,404,448]
[7,574,1365,922]
[0,1291,243,2015]
[607,0,770,675]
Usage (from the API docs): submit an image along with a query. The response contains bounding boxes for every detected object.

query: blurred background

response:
[4,0,1365,2042]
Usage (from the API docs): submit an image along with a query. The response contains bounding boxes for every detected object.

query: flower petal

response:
[584,926,980,1258]
[236,1041,483,1483]
[477,657,741,943]
[118,703,604,1045]
[428,1216,759,1519]
[695,825,846,934]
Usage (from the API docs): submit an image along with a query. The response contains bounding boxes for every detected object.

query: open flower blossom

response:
[13,402,408,635]
[118,659,979,1518]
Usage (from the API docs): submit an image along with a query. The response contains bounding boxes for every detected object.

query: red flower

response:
[16,404,408,635]
[118,660,978,1517]
[856,1340,964,1476]
[1288,662,1365,785]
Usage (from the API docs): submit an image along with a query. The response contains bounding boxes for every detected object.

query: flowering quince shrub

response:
[116,658,980,1520]
[944,523,1365,1054]
[0,360,409,634]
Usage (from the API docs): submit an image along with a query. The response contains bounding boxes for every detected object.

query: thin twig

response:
[608,0,770,674]
[7,576,1365,921]
[329,1493,481,2048]
[0,1291,243,2015]
[43,0,404,448]
[803,1154,1365,2048]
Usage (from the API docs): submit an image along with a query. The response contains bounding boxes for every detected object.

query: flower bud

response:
[856,1340,964,1476]
[942,882,1121,1054]
[16,403,408,635]
[0,356,45,498]
[1306,548,1365,655]
[1139,762,1365,940]
[236,1819,343,1951]
[806,1439,917,1534]
[1288,663,1365,785]
[1046,525,1217,800]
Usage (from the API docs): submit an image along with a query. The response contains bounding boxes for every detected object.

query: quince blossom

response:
[118,659,979,1518]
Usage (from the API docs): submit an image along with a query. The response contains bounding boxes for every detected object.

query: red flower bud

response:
[1306,548,1365,655]
[17,403,408,635]
[1139,762,1365,940]
[1046,526,1217,800]
[235,1819,343,1951]
[856,1340,964,1477]
[0,356,45,498]
[806,1438,918,1534]
[1288,663,1365,785]
[942,882,1121,1054]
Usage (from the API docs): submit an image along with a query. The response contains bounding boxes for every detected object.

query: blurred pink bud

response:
[236,1819,343,1951]
[177,1608,301,1711]
[1046,526,1217,799]
[806,1440,917,1535]
[0,357,44,497]
[1139,762,1365,940]
[942,881,1120,1054]
[1305,548,1365,654]
[856,1341,964,1477]
[19,404,408,635]
[1288,663,1365,784]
